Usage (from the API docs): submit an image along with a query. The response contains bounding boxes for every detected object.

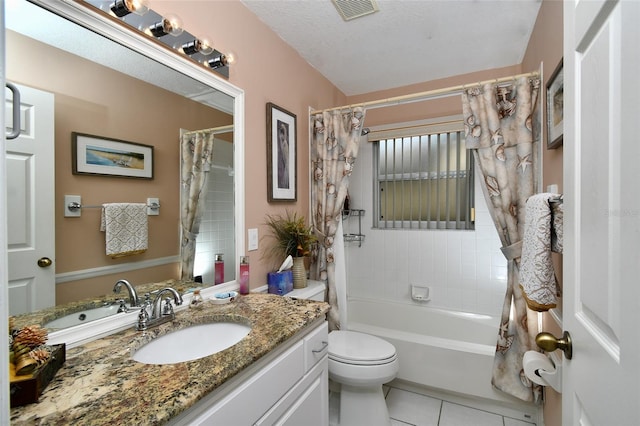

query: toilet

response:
[328,330,399,426]
[277,281,399,425]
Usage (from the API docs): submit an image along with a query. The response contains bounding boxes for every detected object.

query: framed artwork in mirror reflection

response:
[72,132,154,179]
[266,103,297,202]
[546,59,563,149]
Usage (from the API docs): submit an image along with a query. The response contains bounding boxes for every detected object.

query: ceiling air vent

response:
[332,0,379,21]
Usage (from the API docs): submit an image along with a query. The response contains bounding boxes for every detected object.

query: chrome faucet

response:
[113,279,139,307]
[136,287,183,331]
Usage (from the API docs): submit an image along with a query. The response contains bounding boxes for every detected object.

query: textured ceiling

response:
[241,0,543,96]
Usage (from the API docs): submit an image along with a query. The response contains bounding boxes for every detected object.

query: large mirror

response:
[5,0,245,328]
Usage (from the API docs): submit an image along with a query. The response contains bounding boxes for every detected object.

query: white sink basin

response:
[132,322,252,364]
[45,304,124,329]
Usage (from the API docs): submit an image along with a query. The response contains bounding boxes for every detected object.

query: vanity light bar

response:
[84,0,232,78]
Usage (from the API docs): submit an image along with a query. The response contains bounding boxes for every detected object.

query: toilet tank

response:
[254,280,326,301]
[287,280,326,301]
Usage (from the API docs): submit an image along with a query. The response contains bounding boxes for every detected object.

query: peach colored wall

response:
[521,1,564,425]
[7,31,231,301]
[152,1,347,284]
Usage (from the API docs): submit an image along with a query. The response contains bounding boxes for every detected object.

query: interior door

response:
[563,0,640,424]
[5,82,55,314]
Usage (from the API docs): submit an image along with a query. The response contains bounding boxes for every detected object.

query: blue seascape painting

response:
[85,144,144,169]
[85,149,113,166]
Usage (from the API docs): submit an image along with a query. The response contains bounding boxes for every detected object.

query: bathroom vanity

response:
[10,294,330,425]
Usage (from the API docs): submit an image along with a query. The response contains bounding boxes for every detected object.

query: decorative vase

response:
[292,256,308,289]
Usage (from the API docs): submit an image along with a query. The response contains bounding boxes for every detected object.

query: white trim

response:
[55,255,180,284]
[1,3,10,421]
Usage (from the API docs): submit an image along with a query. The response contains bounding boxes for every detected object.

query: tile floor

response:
[329,385,537,426]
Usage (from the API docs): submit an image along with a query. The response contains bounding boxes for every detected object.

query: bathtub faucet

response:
[113,279,139,307]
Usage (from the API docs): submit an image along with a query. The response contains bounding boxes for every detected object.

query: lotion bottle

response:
[239,256,250,295]
[214,253,224,284]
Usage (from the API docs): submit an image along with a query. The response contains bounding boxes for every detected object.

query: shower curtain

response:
[309,107,366,331]
[462,76,542,403]
[179,130,216,281]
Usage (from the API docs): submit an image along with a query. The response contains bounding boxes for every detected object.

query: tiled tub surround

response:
[10,294,330,425]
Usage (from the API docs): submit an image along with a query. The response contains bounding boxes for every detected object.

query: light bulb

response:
[182,39,214,56]
[148,15,183,37]
[110,0,148,17]
[198,38,215,55]
[224,51,238,66]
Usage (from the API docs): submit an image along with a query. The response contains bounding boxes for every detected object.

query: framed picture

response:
[72,132,154,179]
[546,59,564,149]
[266,102,297,201]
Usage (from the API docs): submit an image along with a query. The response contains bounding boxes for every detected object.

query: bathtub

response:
[346,298,514,403]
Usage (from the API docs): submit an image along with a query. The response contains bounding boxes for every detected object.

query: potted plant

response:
[264,211,317,288]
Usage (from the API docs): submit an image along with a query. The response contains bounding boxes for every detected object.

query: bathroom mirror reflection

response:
[6,0,243,329]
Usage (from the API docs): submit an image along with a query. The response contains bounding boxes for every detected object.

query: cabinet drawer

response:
[304,321,328,372]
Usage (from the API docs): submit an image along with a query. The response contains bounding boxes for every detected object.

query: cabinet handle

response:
[5,82,21,140]
[312,341,328,353]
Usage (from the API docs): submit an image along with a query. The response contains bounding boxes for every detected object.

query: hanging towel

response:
[519,193,562,311]
[100,203,148,258]
[551,198,563,253]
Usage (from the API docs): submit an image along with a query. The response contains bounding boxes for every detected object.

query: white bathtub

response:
[346,298,514,403]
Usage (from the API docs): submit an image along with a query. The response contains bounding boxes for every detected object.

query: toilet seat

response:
[329,330,397,365]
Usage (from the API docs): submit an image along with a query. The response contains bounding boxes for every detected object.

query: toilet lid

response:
[328,331,396,365]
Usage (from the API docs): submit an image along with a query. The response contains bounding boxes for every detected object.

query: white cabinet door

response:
[278,364,328,426]
[563,0,640,424]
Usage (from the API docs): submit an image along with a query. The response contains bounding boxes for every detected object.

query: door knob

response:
[536,331,572,360]
[37,257,53,268]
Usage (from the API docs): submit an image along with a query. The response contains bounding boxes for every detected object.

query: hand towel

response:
[519,193,561,311]
[100,203,148,258]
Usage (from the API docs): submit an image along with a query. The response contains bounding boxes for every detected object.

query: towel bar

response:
[64,194,161,217]
[548,195,563,205]
[67,201,160,211]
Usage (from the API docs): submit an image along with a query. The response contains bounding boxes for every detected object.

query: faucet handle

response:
[116,299,129,313]
[162,297,174,316]
[136,306,149,331]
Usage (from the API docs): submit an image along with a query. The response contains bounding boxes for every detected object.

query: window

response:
[373,125,474,230]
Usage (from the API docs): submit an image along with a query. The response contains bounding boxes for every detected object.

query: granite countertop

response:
[10,293,330,425]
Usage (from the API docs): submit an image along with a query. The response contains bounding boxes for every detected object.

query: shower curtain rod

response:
[182,124,234,136]
[310,70,539,115]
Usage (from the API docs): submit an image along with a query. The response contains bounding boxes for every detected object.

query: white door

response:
[563,0,640,424]
[5,83,55,315]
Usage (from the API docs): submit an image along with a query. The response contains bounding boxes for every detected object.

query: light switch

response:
[248,228,258,251]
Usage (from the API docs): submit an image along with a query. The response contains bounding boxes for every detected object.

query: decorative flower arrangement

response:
[264,211,317,259]
[9,318,52,377]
